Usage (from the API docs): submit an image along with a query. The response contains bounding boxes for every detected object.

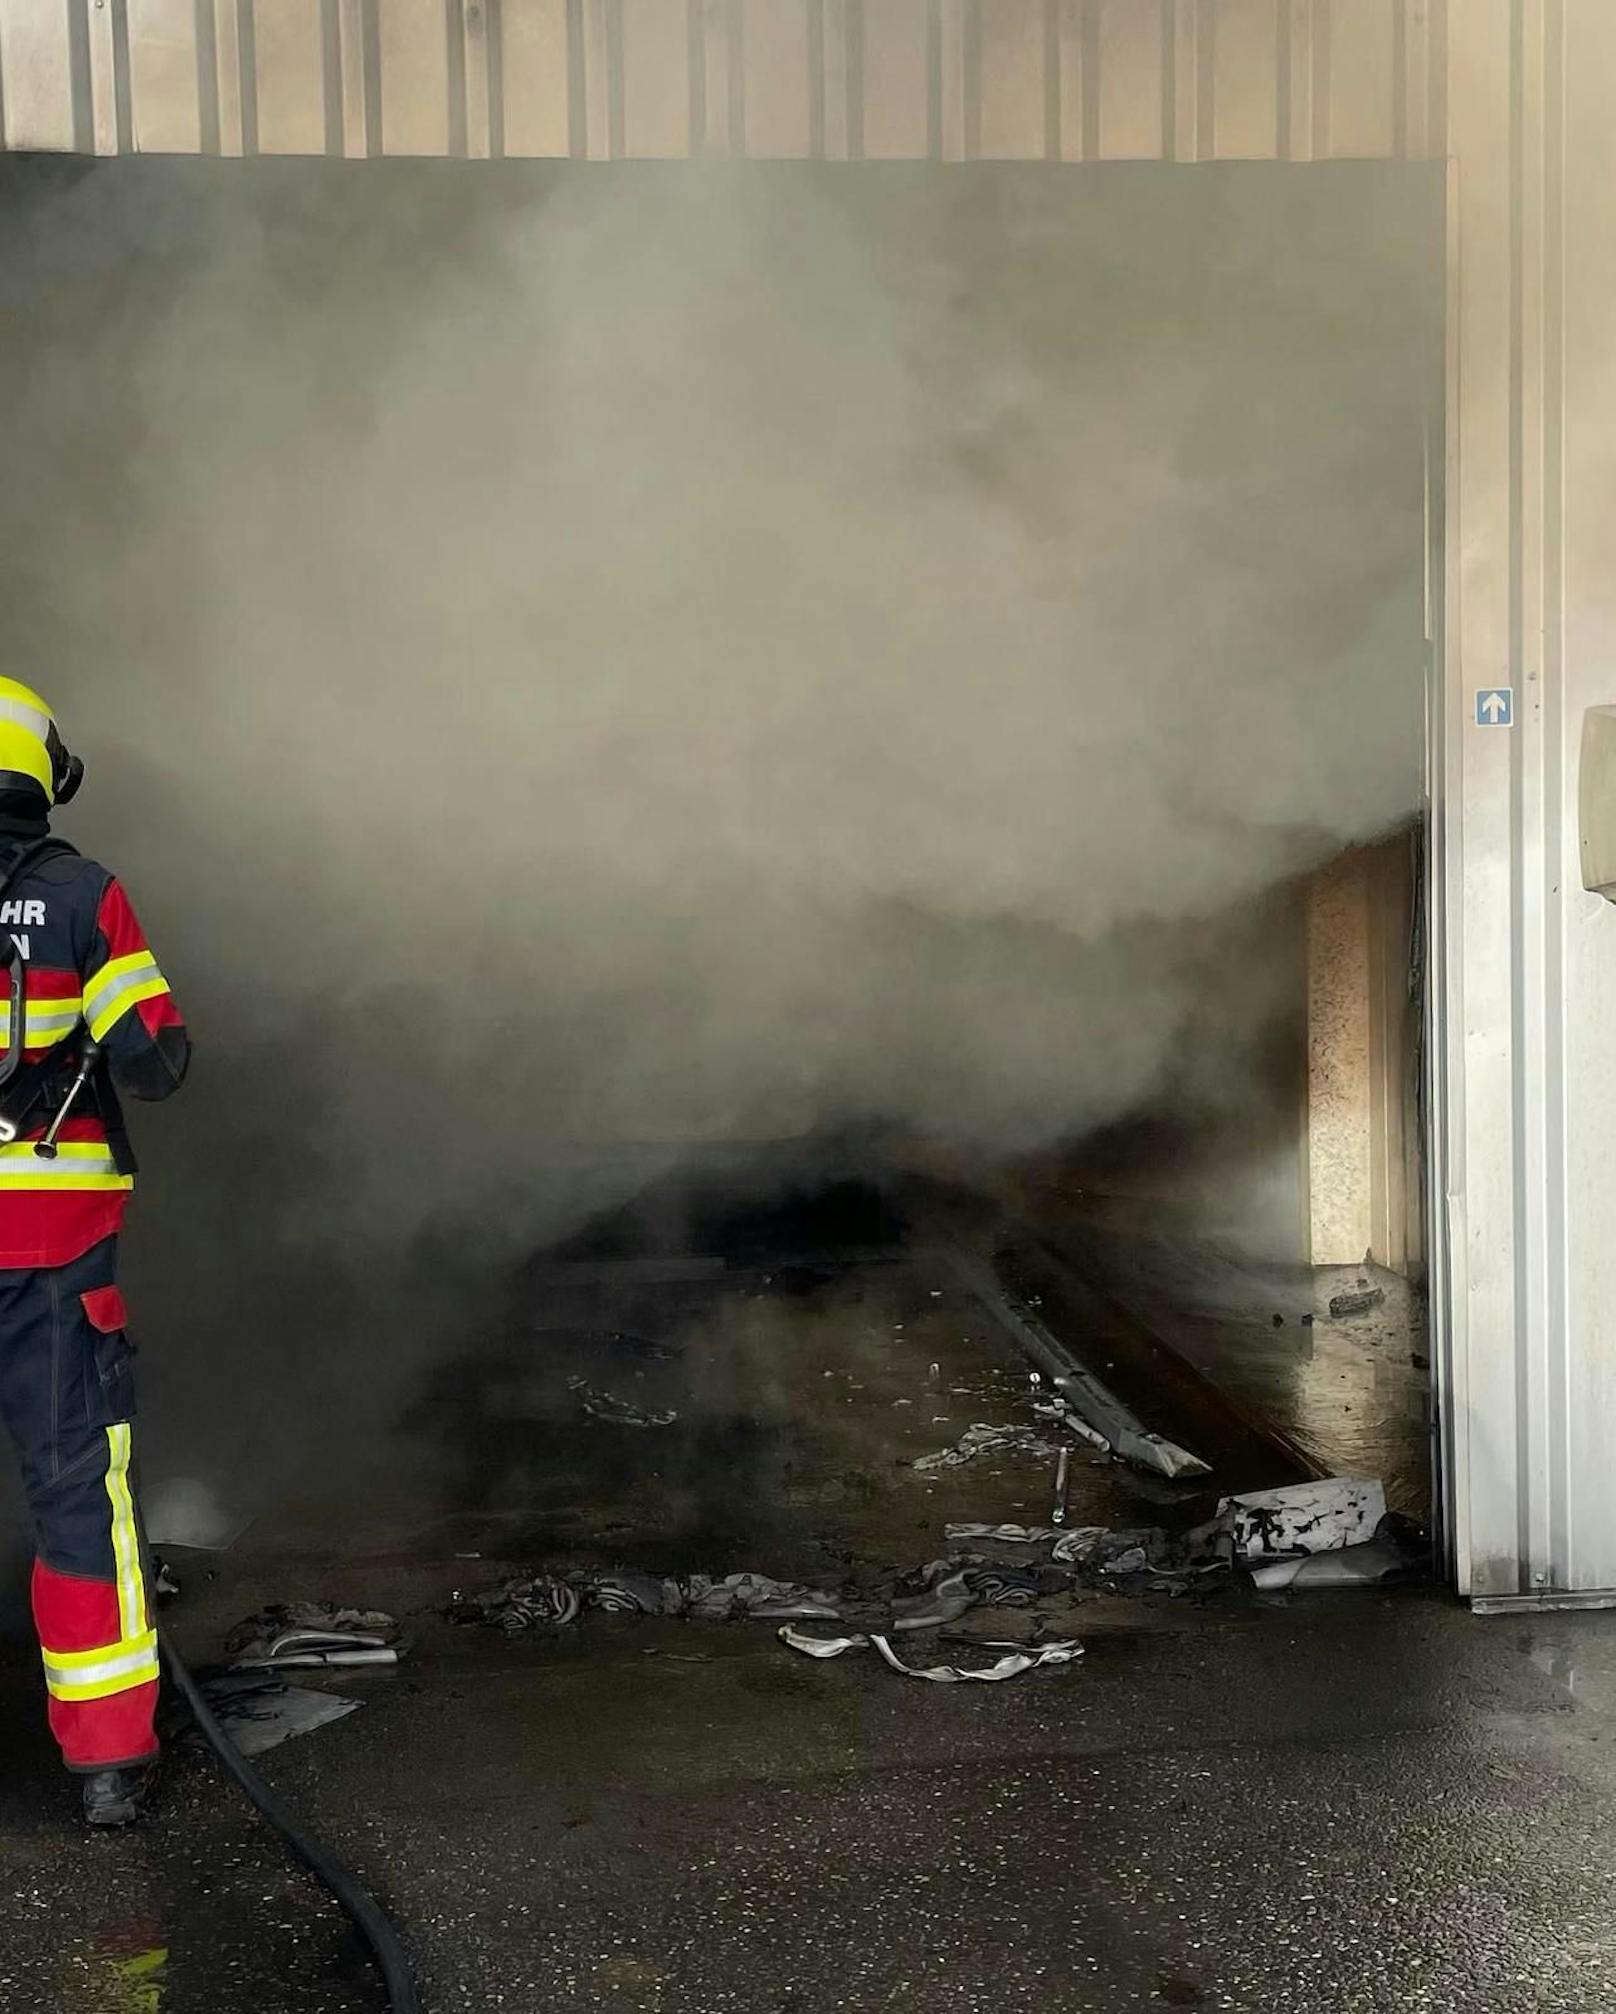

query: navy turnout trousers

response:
[0,1238,158,1770]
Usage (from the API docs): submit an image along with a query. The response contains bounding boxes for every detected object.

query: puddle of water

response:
[1518,1625,1616,1715]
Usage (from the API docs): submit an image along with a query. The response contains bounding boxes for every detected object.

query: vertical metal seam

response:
[195,0,222,153]
[1435,144,1465,1590]
[925,0,942,160]
[1506,0,1531,1594]
[0,9,8,149]
[688,0,707,155]
[446,0,469,157]
[1195,0,1214,162]
[1276,0,1292,159]
[1430,0,1447,159]
[1080,0,1098,160]
[846,0,863,160]
[1161,0,1176,159]
[605,0,623,159]
[109,0,133,152]
[320,0,342,154]
[236,0,258,154]
[1042,0,1059,160]
[566,0,586,157]
[67,0,94,152]
[821,0,848,158]
[1392,0,1408,158]
[1540,0,1567,1591]
[727,0,743,158]
[807,0,825,159]
[1311,0,1330,158]
[485,0,505,157]
[362,0,382,155]
[962,0,980,161]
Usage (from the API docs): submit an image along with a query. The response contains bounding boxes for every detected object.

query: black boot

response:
[81,1764,153,1828]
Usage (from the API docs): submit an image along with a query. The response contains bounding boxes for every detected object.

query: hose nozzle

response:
[35,1039,102,1161]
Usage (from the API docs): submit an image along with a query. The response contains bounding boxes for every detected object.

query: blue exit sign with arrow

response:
[1476,687,1514,727]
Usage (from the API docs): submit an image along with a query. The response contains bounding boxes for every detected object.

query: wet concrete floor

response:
[2,1233,1612,2011]
[1017,1186,1433,1518]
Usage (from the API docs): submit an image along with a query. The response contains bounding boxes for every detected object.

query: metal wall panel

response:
[972,0,1052,163]
[742,0,814,160]
[619,0,693,159]
[250,0,332,156]
[1323,0,1398,159]
[0,0,84,152]
[858,0,932,158]
[0,0,1446,159]
[1434,0,1616,1609]
[1094,0,1164,158]
[1557,1,1616,1604]
[127,0,204,152]
[499,0,570,155]
[1209,0,1280,160]
[377,0,454,156]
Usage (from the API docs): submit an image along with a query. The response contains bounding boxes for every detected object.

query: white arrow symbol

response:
[1481,691,1508,722]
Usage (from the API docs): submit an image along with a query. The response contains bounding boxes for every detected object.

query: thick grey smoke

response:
[0,161,1434,1497]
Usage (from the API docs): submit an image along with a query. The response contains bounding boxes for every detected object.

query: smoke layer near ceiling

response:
[0,160,1436,1496]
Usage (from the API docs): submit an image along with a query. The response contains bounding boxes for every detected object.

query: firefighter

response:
[0,676,189,1826]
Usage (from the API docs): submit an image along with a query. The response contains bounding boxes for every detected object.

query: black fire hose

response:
[158,1626,423,2014]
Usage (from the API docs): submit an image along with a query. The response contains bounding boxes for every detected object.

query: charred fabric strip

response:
[450,1538,1226,1637]
[945,1253,1211,1480]
[159,1629,422,2014]
[451,1570,845,1631]
[568,1377,679,1428]
[778,1628,1084,1684]
[912,1422,1061,1472]
[463,1569,978,1633]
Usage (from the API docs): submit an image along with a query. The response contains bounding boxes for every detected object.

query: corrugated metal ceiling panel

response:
[0,0,1446,161]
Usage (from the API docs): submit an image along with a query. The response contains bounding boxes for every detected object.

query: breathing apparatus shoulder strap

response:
[0,839,97,1143]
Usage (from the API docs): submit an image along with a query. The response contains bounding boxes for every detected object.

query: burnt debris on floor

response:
[184,1676,365,1758]
[197,1152,1425,1615]
[442,1474,1421,1693]
[1003,1173,1433,1518]
[223,1603,403,1671]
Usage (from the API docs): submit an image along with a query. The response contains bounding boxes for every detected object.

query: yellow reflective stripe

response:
[83,950,158,1013]
[42,1627,157,1673]
[42,1646,160,1702]
[85,950,158,999]
[0,1141,132,1190]
[105,1424,146,1642]
[0,1000,83,1044]
[83,953,168,1042]
[88,974,168,1043]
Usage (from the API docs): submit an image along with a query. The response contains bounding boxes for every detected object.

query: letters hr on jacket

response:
[1,898,47,960]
